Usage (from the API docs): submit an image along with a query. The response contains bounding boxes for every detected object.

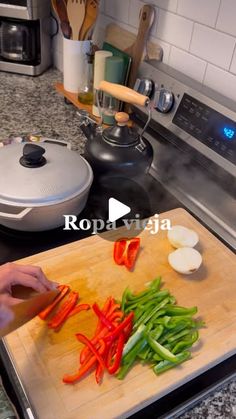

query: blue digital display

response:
[223,127,235,140]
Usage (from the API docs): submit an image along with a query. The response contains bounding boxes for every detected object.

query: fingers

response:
[8,263,59,292]
[0,295,14,328]
[11,271,51,293]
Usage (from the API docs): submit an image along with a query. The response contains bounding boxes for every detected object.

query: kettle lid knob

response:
[115,112,129,126]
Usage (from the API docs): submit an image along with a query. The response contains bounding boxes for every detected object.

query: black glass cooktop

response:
[0,174,181,264]
[0,0,26,6]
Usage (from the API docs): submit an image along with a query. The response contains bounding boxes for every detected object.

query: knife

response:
[0,289,59,338]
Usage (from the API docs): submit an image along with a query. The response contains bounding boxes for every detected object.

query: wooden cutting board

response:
[3,209,236,419]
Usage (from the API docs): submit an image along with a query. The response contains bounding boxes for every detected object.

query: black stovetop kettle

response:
[81,81,153,177]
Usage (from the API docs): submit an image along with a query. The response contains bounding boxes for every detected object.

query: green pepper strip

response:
[159,320,193,344]
[135,297,170,329]
[117,337,147,380]
[171,331,199,354]
[138,325,164,361]
[153,351,191,375]
[165,305,198,316]
[122,324,146,357]
[148,277,162,291]
[146,334,179,363]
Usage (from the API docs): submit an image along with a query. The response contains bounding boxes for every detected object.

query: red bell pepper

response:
[38,285,70,320]
[76,333,106,369]
[67,303,90,318]
[48,291,78,329]
[113,237,140,270]
[107,332,125,375]
[92,303,115,331]
[63,341,106,384]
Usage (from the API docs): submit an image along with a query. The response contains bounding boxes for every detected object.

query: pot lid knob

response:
[19,144,46,168]
[115,112,130,126]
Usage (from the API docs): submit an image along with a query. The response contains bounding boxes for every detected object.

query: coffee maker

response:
[0,0,51,75]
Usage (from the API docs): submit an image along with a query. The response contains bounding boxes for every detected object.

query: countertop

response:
[0,67,235,419]
[0,68,86,152]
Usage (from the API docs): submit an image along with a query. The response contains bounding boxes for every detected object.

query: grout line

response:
[188,21,195,52]
[228,41,236,72]
[202,62,209,86]
[214,0,222,28]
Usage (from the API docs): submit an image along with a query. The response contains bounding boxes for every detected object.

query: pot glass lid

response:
[0,143,93,206]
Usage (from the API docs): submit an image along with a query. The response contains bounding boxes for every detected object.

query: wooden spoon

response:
[51,0,72,39]
[79,0,99,41]
[67,0,86,41]
[125,4,155,88]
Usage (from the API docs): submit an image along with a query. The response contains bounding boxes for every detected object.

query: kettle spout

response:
[77,110,98,141]
[79,122,97,141]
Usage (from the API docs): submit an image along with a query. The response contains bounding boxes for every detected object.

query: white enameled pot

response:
[0,142,93,231]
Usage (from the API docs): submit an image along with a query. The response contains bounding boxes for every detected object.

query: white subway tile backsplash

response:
[169,46,206,82]
[156,9,193,50]
[177,0,220,27]
[105,0,130,25]
[190,24,235,69]
[230,48,236,75]
[216,0,236,37]
[150,0,178,13]
[204,64,236,101]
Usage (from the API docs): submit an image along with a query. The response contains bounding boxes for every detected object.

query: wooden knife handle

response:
[98,81,149,107]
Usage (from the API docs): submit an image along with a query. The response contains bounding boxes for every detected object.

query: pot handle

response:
[98,81,150,107]
[0,207,32,221]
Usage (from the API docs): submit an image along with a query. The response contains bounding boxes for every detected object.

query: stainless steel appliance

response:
[133,61,236,252]
[0,0,51,75]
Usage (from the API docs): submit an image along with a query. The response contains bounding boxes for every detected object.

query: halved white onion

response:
[168,225,199,248]
[168,247,202,275]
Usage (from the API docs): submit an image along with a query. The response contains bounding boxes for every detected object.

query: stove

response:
[0,61,236,419]
[133,60,236,252]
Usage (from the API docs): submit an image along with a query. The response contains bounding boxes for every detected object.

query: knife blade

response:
[0,289,59,338]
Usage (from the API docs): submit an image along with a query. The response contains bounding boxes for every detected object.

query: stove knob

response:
[155,88,174,113]
[133,78,154,98]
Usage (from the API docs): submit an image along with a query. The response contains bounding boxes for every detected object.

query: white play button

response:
[108,198,131,222]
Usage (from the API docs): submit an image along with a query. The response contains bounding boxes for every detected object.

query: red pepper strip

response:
[113,238,140,270]
[107,332,125,375]
[94,297,113,335]
[67,303,90,318]
[38,285,70,320]
[63,341,106,384]
[92,303,115,331]
[80,326,109,365]
[95,362,104,385]
[123,319,133,341]
[104,312,134,343]
[113,239,128,265]
[106,303,121,318]
[125,238,141,269]
[63,355,97,384]
[48,291,78,329]
[108,311,124,322]
[75,333,106,369]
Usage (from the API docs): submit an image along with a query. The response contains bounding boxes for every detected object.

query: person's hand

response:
[0,263,58,305]
[0,295,14,328]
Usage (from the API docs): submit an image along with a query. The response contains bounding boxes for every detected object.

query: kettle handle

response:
[98,81,150,107]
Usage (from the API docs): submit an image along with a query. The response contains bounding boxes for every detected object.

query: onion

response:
[168,247,202,275]
[168,225,199,248]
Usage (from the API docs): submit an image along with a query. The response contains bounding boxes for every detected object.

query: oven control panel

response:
[173,93,236,164]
